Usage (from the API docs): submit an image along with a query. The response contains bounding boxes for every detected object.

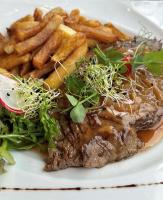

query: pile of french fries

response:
[0,7,130,89]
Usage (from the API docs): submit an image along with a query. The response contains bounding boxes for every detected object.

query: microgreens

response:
[13,77,59,119]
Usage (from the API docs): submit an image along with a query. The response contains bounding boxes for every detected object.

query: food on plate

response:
[33,8,43,22]
[0,7,163,173]
[33,30,62,68]
[0,53,30,70]
[15,15,63,55]
[69,24,118,43]
[45,41,88,88]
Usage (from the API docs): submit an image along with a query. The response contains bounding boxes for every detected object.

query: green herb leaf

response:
[119,65,128,74]
[39,106,60,148]
[93,46,109,65]
[66,74,85,95]
[66,94,78,106]
[0,141,15,165]
[70,104,86,123]
[133,55,144,69]
[0,159,6,174]
[105,48,123,61]
[143,51,163,75]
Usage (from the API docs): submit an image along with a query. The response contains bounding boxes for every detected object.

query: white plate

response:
[0,0,163,199]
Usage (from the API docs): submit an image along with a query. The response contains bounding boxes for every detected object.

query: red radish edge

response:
[0,98,24,115]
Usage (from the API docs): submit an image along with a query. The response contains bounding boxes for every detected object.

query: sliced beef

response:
[45,69,163,172]
[45,112,142,171]
[115,36,162,51]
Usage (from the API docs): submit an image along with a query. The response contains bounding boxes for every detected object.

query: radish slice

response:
[0,74,24,114]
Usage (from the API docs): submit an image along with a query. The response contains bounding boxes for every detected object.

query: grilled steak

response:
[45,38,163,171]
[45,68,163,171]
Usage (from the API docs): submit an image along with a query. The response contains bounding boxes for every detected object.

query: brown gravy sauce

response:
[137,118,163,149]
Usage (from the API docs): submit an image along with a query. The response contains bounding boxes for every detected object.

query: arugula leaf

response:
[0,141,15,165]
[143,51,163,75]
[70,104,86,123]
[0,159,6,174]
[0,104,60,173]
[39,105,60,148]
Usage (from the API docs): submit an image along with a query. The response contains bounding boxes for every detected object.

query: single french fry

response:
[51,32,86,62]
[15,23,45,41]
[44,7,67,18]
[98,26,112,34]
[33,30,62,69]
[26,62,55,78]
[10,65,21,76]
[15,7,66,41]
[79,16,102,27]
[30,46,42,60]
[10,15,34,30]
[58,24,76,37]
[70,24,118,43]
[15,15,63,55]
[3,43,15,54]
[20,62,32,76]
[33,8,43,21]
[3,37,17,54]
[13,21,39,31]
[0,53,30,70]
[64,9,80,24]
[105,23,130,41]
[45,42,88,89]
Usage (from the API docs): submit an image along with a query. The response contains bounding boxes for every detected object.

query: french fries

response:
[10,65,20,76]
[58,24,76,38]
[26,62,55,78]
[105,23,130,41]
[10,15,34,30]
[15,7,66,41]
[70,24,117,43]
[79,16,102,27]
[3,37,17,54]
[0,53,30,70]
[20,62,32,76]
[1,7,130,83]
[45,42,88,89]
[12,21,39,31]
[15,15,63,55]
[44,7,67,18]
[33,30,62,69]
[51,32,86,62]
[65,9,80,24]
